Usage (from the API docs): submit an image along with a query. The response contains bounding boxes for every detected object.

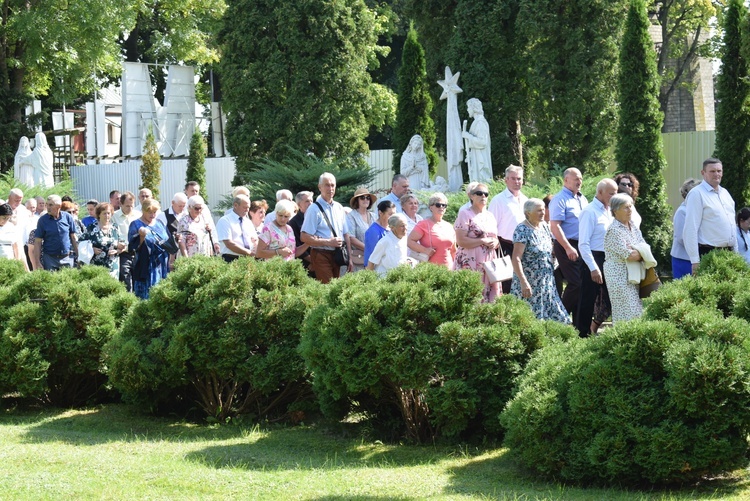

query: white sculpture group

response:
[13,133,54,188]
[402,66,492,193]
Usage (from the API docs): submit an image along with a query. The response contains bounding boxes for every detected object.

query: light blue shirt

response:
[550,187,588,241]
[300,196,350,250]
[578,198,612,272]
[381,192,402,212]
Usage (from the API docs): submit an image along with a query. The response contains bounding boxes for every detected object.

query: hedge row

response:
[501,250,750,485]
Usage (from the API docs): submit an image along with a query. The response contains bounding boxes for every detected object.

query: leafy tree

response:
[0,0,137,173]
[186,130,207,204]
[616,0,674,268]
[392,26,437,175]
[651,0,719,125]
[714,0,750,207]
[218,0,396,176]
[140,126,161,201]
[518,0,628,176]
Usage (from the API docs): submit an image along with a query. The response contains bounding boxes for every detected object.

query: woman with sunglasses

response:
[614,173,642,228]
[454,183,501,302]
[408,192,456,269]
[346,187,377,272]
[177,195,219,258]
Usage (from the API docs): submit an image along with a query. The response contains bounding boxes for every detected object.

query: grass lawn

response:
[1,404,749,500]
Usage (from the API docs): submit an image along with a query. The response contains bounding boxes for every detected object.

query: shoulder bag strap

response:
[314,201,338,237]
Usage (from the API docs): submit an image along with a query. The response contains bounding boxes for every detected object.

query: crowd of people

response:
[0,156,745,335]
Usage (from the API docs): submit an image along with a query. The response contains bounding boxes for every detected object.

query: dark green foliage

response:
[714,0,750,207]
[0,258,25,286]
[186,130,207,204]
[392,26,437,175]
[616,0,674,269]
[299,264,574,442]
[233,148,376,206]
[106,256,322,421]
[140,125,161,201]
[0,266,128,406]
[218,0,392,177]
[501,319,750,485]
[518,0,628,176]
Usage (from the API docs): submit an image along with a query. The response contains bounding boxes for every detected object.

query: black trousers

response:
[553,239,581,323]
[119,253,135,293]
[576,250,609,337]
[499,238,514,294]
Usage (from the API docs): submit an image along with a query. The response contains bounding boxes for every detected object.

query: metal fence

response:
[662,131,715,210]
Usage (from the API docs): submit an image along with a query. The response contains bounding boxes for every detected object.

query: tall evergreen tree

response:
[218,0,395,183]
[186,130,207,204]
[616,0,673,268]
[141,126,161,202]
[714,0,750,207]
[518,0,628,176]
[392,26,437,175]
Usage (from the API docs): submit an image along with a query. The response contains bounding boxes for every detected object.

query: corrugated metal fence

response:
[662,131,715,210]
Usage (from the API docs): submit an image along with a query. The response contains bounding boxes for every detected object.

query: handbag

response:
[482,245,513,284]
[314,201,349,266]
[639,266,661,299]
[408,219,433,263]
[351,250,365,266]
[151,228,179,254]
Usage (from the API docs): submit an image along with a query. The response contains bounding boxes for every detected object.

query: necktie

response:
[239,216,250,249]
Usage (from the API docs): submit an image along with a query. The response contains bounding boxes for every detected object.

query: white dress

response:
[0,221,19,259]
[603,220,645,323]
[368,231,409,277]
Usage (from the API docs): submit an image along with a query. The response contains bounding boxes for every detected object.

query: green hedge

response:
[106,256,322,421]
[300,264,575,442]
[0,266,135,406]
[501,251,750,485]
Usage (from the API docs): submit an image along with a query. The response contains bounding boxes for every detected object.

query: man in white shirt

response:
[683,158,736,274]
[112,191,142,292]
[576,179,617,337]
[134,187,152,212]
[489,165,528,294]
[216,195,257,262]
[381,174,410,212]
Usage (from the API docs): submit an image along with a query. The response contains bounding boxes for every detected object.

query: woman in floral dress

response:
[255,200,298,261]
[178,196,218,258]
[604,194,646,323]
[79,203,122,276]
[510,199,569,323]
[454,183,501,302]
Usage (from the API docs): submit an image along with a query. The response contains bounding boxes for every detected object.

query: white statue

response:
[462,98,492,183]
[400,134,430,191]
[438,67,464,192]
[13,137,34,187]
[31,132,54,188]
[429,176,449,193]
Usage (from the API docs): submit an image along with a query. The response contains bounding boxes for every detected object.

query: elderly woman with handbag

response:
[454,183,501,302]
[128,198,171,299]
[510,199,569,323]
[603,193,647,323]
[407,192,456,269]
[346,187,377,272]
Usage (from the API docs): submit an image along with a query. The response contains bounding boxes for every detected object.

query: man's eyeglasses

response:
[433,203,448,208]
[473,191,489,197]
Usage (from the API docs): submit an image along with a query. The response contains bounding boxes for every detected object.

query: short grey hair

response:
[597,178,617,193]
[563,167,582,179]
[428,192,448,206]
[387,213,408,229]
[187,195,205,208]
[231,186,250,198]
[391,174,407,186]
[274,199,298,217]
[465,181,479,197]
[609,193,633,213]
[523,198,545,215]
[319,172,336,185]
[505,165,523,177]
[276,189,293,201]
[233,194,250,206]
[47,195,61,206]
[680,178,699,199]
[9,188,23,198]
[295,191,313,204]
[172,192,188,204]
[400,193,418,206]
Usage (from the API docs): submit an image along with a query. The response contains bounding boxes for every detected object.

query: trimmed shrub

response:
[501,318,750,485]
[0,258,25,286]
[299,264,575,442]
[0,266,130,406]
[106,256,322,422]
